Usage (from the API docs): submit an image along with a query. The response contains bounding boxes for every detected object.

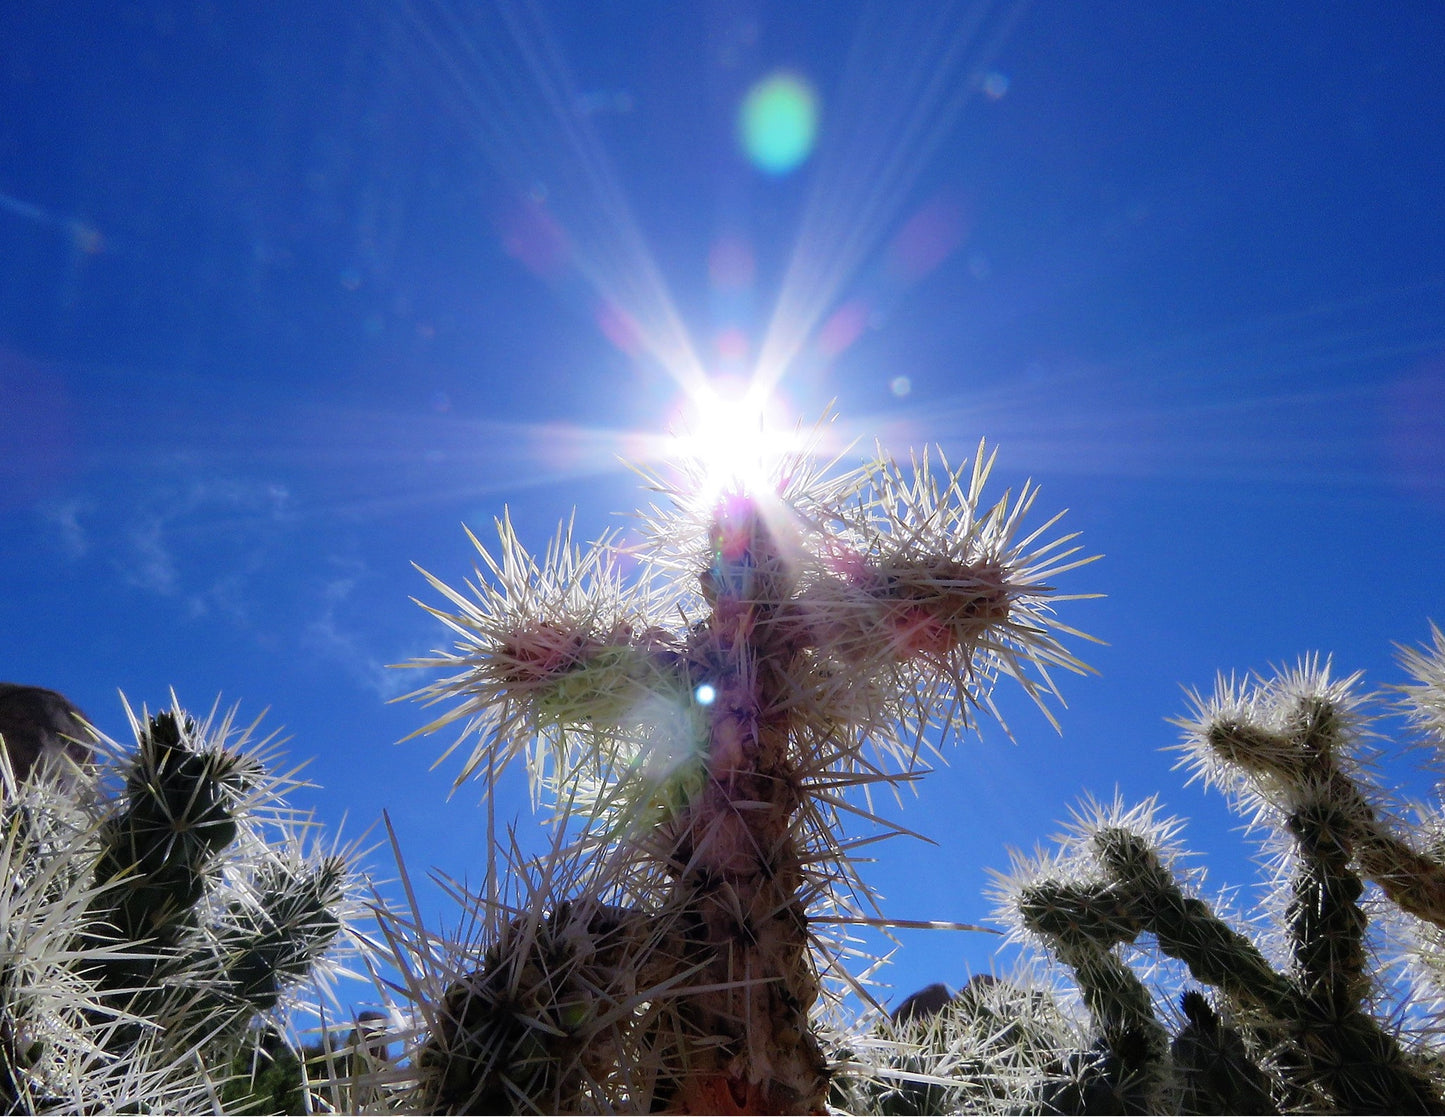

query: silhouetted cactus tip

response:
[1172,656,1373,811]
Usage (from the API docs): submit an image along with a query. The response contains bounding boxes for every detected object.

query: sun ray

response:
[754,0,1028,397]
[399,0,709,396]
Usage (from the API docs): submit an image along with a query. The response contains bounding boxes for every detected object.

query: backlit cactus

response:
[828,974,1084,1116]
[985,638,1445,1114]
[388,433,1096,1113]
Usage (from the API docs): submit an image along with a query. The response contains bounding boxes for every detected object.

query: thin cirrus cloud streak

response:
[41,475,296,625]
[887,282,1445,492]
[261,407,671,519]
[50,363,658,527]
[305,568,415,700]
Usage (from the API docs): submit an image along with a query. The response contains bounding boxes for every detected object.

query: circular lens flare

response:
[739,72,819,175]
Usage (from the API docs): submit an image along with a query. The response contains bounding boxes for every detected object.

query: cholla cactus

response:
[0,694,365,1113]
[393,429,1095,1114]
[828,972,1085,1115]
[990,636,1445,1114]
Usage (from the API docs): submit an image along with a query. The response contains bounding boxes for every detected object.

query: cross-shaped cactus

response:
[400,428,1095,1114]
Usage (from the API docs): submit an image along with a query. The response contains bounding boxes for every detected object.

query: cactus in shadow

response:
[829,973,1088,1116]
[379,427,1097,1114]
[79,709,251,1004]
[0,694,362,1113]
[988,637,1445,1114]
[222,1014,395,1116]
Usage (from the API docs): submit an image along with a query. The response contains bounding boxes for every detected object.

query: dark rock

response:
[0,684,97,784]
[891,981,955,1024]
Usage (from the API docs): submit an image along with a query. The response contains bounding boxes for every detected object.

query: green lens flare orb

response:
[739,72,818,175]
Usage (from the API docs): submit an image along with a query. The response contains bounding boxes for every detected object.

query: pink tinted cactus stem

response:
[655,495,826,1114]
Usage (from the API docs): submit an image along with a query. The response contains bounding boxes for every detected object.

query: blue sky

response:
[3,1,1444,1010]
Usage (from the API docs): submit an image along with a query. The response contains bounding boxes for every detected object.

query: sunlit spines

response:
[418,902,669,1113]
[370,817,706,1114]
[831,971,1086,1116]
[1396,621,1445,769]
[1157,671,1445,1112]
[1171,657,1372,812]
[407,429,1099,837]
[1388,626,1445,1011]
[992,657,1445,1115]
[987,796,1335,1113]
[1,694,368,1113]
[404,512,675,799]
[1,751,149,1114]
[1173,659,1445,929]
[799,442,1098,745]
[200,846,356,1020]
[629,406,851,601]
[1089,828,1295,1024]
[87,707,257,978]
[400,424,1099,1112]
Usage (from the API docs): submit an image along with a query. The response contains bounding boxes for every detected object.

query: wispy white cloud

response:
[105,476,294,615]
[42,499,91,560]
[303,562,412,700]
[122,514,179,595]
[45,470,425,697]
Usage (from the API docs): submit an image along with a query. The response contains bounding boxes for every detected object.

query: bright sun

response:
[671,379,799,501]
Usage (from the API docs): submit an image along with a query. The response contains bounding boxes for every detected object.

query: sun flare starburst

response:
[664,378,806,504]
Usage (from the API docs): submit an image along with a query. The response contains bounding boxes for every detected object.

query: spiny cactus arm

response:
[1099,811,1443,1111]
[1089,827,1296,1021]
[418,900,692,1114]
[171,854,352,1029]
[1284,799,1368,1017]
[82,709,259,999]
[403,516,691,797]
[1016,878,1170,1111]
[1190,675,1445,927]
[797,446,1098,730]
[1272,802,1445,1114]
[1396,622,1445,744]
[6,695,370,1114]
[1351,823,1445,928]
[228,857,348,1013]
[5,741,215,1112]
[1283,686,1445,928]
[1016,879,1141,954]
[1304,1014,1445,1113]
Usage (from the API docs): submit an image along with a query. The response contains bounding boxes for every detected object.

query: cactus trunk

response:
[656,497,828,1114]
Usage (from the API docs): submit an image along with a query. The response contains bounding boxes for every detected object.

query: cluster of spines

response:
[406,438,1095,827]
[373,822,709,1115]
[1,695,362,1112]
[828,973,1088,1116]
